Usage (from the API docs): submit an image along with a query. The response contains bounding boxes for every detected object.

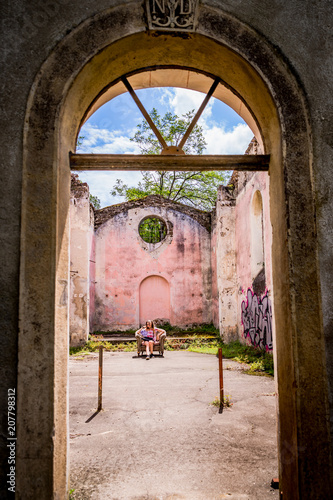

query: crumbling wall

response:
[232,140,273,350]
[70,174,95,346]
[210,209,219,328]
[92,196,212,331]
[215,185,238,342]
[212,139,273,349]
[89,205,96,333]
[3,2,332,497]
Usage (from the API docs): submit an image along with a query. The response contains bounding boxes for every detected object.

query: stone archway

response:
[19,3,331,498]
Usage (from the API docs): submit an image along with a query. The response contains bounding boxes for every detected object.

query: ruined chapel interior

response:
[1,1,333,498]
[70,139,273,353]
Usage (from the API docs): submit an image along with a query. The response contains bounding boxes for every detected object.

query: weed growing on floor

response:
[223,342,274,376]
[69,340,136,356]
[188,345,220,355]
[210,395,233,408]
[185,339,273,376]
[70,333,273,376]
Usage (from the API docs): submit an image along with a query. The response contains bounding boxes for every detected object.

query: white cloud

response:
[163,88,253,153]
[167,88,213,120]
[77,93,254,207]
[76,123,143,206]
[203,123,254,154]
[78,123,140,154]
[157,88,174,107]
[78,171,143,207]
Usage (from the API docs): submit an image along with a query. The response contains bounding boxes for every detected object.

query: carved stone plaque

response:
[146,0,199,32]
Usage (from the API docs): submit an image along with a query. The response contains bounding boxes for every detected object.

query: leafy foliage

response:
[111,108,227,211]
[139,217,167,243]
[210,395,233,408]
[131,108,207,155]
[89,194,101,209]
[222,341,274,376]
[69,340,136,356]
[76,135,84,151]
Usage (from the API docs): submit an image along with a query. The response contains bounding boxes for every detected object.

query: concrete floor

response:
[69,351,278,500]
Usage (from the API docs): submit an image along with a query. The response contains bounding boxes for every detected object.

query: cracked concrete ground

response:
[69,351,278,500]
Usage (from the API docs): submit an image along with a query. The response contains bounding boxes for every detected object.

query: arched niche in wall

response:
[251,190,265,295]
[139,275,170,326]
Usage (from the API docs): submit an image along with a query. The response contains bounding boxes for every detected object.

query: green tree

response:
[111,108,226,211]
[89,194,101,210]
[76,135,85,151]
[131,108,207,155]
[139,217,167,243]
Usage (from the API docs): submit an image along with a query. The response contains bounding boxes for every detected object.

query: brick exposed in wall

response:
[229,137,263,197]
[94,194,212,232]
[71,173,89,199]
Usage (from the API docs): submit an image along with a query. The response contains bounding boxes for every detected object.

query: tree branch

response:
[168,171,176,199]
[171,172,201,201]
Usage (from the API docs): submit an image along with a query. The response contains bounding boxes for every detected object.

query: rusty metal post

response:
[218,347,224,414]
[98,345,103,411]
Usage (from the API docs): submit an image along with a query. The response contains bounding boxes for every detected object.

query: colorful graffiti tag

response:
[241,288,273,351]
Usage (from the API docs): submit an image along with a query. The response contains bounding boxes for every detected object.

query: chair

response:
[135,331,166,357]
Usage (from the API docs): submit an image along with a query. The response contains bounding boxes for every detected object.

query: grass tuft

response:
[69,340,136,356]
[210,395,233,408]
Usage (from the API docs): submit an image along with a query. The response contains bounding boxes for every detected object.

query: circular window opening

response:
[139,217,167,244]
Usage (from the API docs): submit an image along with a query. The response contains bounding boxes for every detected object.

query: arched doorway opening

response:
[139,275,170,326]
[19,4,331,498]
[251,190,265,282]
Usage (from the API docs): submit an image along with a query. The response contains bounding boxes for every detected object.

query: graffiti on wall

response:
[241,288,273,351]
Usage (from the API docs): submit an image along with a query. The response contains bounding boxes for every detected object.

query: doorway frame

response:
[18,3,332,498]
[139,275,171,326]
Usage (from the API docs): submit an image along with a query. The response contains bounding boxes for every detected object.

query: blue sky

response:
[77,87,253,207]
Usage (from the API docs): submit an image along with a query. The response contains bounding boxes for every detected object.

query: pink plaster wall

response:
[235,172,272,291]
[235,171,273,345]
[89,225,95,332]
[210,217,219,328]
[69,180,92,346]
[92,204,212,331]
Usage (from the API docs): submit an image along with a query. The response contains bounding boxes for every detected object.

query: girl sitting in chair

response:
[136,320,165,359]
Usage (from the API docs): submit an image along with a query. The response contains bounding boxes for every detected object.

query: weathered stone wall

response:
[211,138,273,348]
[94,195,211,232]
[234,171,273,349]
[70,167,272,349]
[69,174,95,346]
[210,209,219,328]
[89,212,96,333]
[229,140,274,351]
[215,186,238,342]
[1,1,333,498]
[92,196,213,330]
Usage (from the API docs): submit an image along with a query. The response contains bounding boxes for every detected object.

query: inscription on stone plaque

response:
[146,0,198,32]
